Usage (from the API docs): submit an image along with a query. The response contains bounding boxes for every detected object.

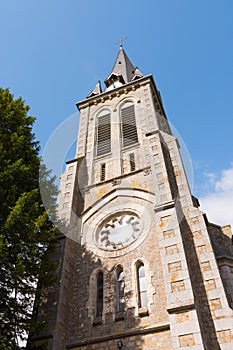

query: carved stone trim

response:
[143,168,152,176]
[112,179,121,186]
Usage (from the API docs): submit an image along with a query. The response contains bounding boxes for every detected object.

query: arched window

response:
[116,268,125,312]
[96,112,111,157]
[96,271,103,317]
[137,262,147,308]
[121,103,138,148]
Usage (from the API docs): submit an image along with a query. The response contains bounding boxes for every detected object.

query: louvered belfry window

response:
[121,104,138,148]
[96,113,111,157]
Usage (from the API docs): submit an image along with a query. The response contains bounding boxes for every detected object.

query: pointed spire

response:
[85,45,144,98]
[104,46,137,88]
[131,67,143,81]
[86,80,102,99]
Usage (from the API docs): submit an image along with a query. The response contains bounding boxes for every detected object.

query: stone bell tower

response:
[30,45,233,350]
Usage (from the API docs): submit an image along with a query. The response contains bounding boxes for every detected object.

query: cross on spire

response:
[119,37,127,47]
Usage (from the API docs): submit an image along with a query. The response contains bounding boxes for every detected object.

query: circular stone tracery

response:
[96,212,142,250]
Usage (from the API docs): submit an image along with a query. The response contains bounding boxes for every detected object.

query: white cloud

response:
[203,171,216,185]
[199,165,233,228]
[215,167,233,192]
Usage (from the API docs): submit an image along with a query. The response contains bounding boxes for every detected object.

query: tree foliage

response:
[0,88,57,349]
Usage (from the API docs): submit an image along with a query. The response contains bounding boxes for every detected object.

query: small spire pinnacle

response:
[86,80,102,99]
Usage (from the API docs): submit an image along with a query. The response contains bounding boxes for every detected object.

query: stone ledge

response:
[29,333,53,342]
[145,129,160,137]
[154,200,175,212]
[66,158,78,165]
[167,303,195,314]
[82,166,151,190]
[66,323,170,348]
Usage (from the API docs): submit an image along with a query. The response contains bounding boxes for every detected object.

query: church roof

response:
[104,45,141,88]
[210,236,233,259]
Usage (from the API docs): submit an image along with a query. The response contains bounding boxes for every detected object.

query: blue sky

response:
[1,1,233,227]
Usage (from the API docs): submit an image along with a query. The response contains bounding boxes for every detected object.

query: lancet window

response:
[96,271,104,317]
[116,268,125,312]
[136,262,147,308]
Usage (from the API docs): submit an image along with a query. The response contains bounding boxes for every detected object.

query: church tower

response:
[30,45,233,350]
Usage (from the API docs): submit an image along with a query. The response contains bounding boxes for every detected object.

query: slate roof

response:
[210,236,233,258]
[104,45,138,86]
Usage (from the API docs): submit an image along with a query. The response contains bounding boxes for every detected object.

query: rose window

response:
[96,212,142,250]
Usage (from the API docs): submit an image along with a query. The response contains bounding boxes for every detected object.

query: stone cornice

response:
[76,75,152,109]
[167,303,195,314]
[76,75,167,119]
